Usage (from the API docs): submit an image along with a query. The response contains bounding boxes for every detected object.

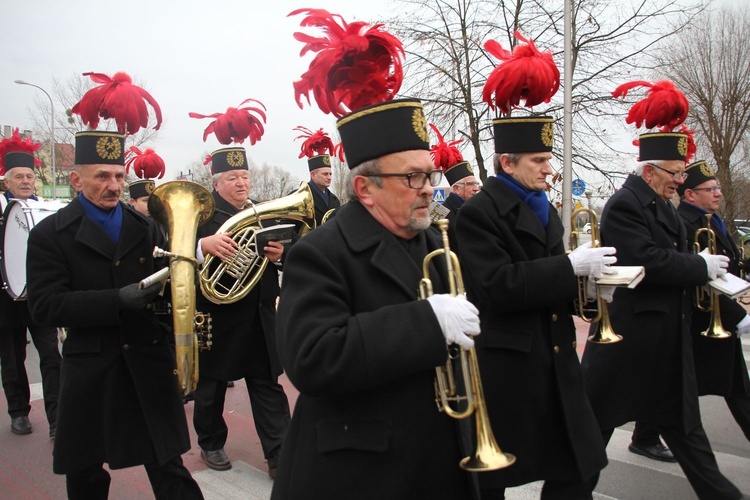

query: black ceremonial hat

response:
[677,160,716,197]
[308,154,331,172]
[75,131,125,166]
[3,152,35,171]
[445,161,474,186]
[336,98,430,168]
[128,179,155,199]
[210,147,248,174]
[493,116,554,154]
[638,132,689,162]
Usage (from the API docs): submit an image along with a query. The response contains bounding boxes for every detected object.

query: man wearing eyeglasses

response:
[441,161,480,250]
[581,134,742,499]
[677,160,750,443]
[272,99,480,499]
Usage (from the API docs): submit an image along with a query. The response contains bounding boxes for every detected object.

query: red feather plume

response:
[679,125,697,163]
[612,80,688,131]
[293,126,344,161]
[429,123,463,170]
[71,72,162,135]
[189,99,267,145]
[125,146,165,179]
[0,128,42,175]
[482,31,560,114]
[203,154,212,166]
[289,8,404,118]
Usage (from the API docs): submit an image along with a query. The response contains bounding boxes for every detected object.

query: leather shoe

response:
[268,450,280,479]
[628,442,677,463]
[11,416,32,435]
[201,448,232,471]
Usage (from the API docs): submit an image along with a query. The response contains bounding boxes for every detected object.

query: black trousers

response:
[0,325,61,424]
[631,421,663,446]
[66,456,203,500]
[591,425,741,500]
[193,374,290,458]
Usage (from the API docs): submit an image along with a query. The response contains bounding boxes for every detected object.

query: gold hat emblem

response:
[96,136,122,160]
[466,163,474,174]
[226,151,245,168]
[412,109,429,143]
[541,122,554,148]
[323,155,331,166]
[700,162,712,177]
[677,136,688,157]
[145,181,155,194]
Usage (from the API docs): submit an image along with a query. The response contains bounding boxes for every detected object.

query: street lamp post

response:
[14,80,56,199]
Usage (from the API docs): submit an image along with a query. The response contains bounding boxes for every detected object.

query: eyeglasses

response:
[362,170,443,189]
[456,181,481,188]
[691,186,722,194]
[648,163,688,181]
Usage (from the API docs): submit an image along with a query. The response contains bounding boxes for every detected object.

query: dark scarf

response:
[4,191,38,202]
[682,201,727,235]
[309,180,329,205]
[78,193,123,244]
[497,170,550,227]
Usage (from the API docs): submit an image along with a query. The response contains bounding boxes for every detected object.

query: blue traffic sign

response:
[432,188,446,203]
[572,179,586,197]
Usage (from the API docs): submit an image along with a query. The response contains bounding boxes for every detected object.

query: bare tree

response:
[248,163,301,202]
[657,5,750,231]
[330,156,349,203]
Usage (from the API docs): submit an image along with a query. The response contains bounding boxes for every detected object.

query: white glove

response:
[698,248,729,281]
[586,280,616,303]
[426,294,481,349]
[567,242,617,278]
[736,315,750,337]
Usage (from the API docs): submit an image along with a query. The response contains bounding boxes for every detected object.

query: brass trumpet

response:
[419,219,515,472]
[570,208,622,344]
[693,214,731,339]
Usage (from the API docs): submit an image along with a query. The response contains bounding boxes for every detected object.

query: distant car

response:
[583,223,591,234]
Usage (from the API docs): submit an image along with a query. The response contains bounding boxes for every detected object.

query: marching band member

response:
[581,80,741,499]
[25,71,202,499]
[272,10,479,499]
[0,129,61,438]
[294,126,342,226]
[456,32,613,499]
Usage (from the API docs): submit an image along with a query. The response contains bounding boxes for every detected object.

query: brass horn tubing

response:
[570,207,603,323]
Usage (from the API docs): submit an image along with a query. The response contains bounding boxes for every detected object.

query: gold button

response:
[146,304,153,310]
[139,257,146,264]
[553,345,560,353]
[551,313,558,321]
[152,339,159,345]
[572,340,577,349]
[114,260,121,267]
[123,344,129,351]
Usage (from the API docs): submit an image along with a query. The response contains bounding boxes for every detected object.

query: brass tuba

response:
[419,219,515,472]
[198,182,316,304]
[693,214,731,339]
[570,208,622,344]
[148,181,215,396]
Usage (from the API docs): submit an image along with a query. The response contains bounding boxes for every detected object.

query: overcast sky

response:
[2,0,394,182]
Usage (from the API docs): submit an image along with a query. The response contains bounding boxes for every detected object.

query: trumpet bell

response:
[587,310,622,344]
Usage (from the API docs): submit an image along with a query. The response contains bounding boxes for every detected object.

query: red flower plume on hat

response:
[0,128,42,175]
[429,123,464,170]
[203,154,212,166]
[289,8,404,118]
[189,99,267,145]
[679,124,697,163]
[612,80,688,131]
[125,146,165,179]
[71,72,163,135]
[482,31,560,115]
[293,126,344,161]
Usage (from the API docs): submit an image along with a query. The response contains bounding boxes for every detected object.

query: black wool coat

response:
[581,175,708,433]
[271,201,473,500]
[26,198,190,474]
[455,176,607,488]
[678,202,750,397]
[196,191,283,380]
[442,191,464,251]
[309,181,341,227]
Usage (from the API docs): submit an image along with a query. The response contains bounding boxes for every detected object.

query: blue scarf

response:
[4,191,38,202]
[78,193,123,244]
[309,181,329,205]
[683,202,727,236]
[497,171,550,227]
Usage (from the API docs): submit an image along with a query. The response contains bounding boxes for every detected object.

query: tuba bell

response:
[148,181,215,396]
[198,182,316,304]
[570,208,622,344]
[693,214,731,339]
[419,219,515,472]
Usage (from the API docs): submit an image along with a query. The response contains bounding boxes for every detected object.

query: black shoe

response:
[182,391,195,405]
[628,442,677,463]
[49,422,57,439]
[226,380,234,388]
[11,416,32,435]
[201,448,232,471]
[268,449,280,479]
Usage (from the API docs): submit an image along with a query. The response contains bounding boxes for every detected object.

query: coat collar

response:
[622,174,681,236]
[335,202,445,298]
[678,202,738,257]
[55,198,147,260]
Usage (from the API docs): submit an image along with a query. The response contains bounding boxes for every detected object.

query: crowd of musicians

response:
[0,9,749,500]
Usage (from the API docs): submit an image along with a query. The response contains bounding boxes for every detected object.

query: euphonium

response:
[739,233,750,304]
[419,219,515,472]
[570,208,622,344]
[199,182,316,304]
[693,214,731,339]
[148,181,215,396]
